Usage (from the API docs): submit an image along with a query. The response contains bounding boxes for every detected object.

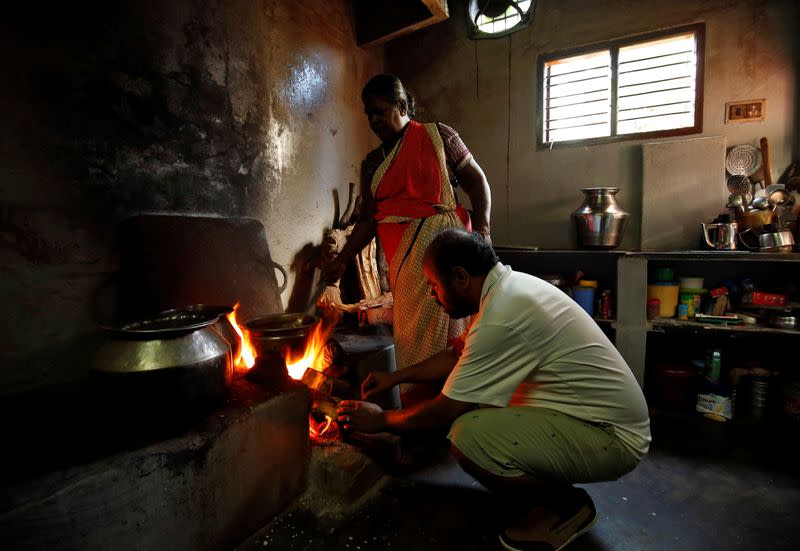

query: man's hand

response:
[337,400,385,433]
[361,372,396,400]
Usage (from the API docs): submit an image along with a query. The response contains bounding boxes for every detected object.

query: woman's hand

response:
[474,225,491,245]
[337,400,385,433]
[361,372,397,400]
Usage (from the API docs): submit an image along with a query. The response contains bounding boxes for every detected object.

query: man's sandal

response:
[498,488,597,551]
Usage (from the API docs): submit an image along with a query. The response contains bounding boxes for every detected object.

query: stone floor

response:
[238,414,800,551]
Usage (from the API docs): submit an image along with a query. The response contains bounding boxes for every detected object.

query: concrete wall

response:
[0,0,382,394]
[386,0,799,249]
[1,383,311,550]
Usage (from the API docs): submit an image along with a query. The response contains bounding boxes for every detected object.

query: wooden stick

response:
[760,137,772,187]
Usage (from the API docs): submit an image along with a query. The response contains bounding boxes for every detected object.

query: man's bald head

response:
[423,229,498,280]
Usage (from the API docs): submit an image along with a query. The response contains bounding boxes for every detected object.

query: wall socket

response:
[725,99,765,123]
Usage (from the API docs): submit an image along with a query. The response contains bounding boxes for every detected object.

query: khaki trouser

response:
[448,406,639,482]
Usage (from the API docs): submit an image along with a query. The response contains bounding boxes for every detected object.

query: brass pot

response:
[735,209,777,234]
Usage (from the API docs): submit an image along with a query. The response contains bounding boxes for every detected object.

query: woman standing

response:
[328,74,491,406]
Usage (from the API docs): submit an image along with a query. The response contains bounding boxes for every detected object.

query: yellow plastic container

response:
[647,284,680,317]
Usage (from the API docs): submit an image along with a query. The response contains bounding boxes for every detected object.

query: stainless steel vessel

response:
[91,310,233,412]
[739,223,796,252]
[571,187,629,249]
[757,227,795,251]
[702,220,739,250]
[244,313,317,361]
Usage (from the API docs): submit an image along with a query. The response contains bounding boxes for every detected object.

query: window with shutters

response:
[537,23,704,148]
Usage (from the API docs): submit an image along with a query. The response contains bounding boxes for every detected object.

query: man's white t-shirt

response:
[442,263,651,459]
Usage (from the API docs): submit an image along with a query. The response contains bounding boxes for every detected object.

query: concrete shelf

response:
[495,247,800,388]
[648,318,800,337]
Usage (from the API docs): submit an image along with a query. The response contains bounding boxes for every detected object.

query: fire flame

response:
[284,320,334,380]
[285,319,339,442]
[226,303,256,370]
[224,302,340,442]
[309,414,334,439]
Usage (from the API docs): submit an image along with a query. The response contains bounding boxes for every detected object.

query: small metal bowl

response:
[769,315,798,329]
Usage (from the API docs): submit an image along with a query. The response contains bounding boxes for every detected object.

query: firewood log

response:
[316,181,383,314]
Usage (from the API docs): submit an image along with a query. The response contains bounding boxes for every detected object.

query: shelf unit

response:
[648,318,800,336]
[495,248,800,387]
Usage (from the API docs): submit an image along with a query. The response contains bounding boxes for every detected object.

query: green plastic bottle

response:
[707,349,721,384]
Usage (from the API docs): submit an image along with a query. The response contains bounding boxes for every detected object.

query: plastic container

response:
[654,267,674,282]
[680,288,707,314]
[706,349,722,384]
[572,286,596,317]
[653,361,699,412]
[679,276,704,290]
[647,283,680,317]
[364,305,393,326]
[679,294,695,318]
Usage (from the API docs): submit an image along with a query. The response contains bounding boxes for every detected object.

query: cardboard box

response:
[744,291,786,307]
[696,393,732,420]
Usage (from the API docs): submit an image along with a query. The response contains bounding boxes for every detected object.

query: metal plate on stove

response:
[115,311,220,336]
[244,313,317,335]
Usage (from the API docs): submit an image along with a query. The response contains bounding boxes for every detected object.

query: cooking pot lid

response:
[244,313,317,334]
[113,311,220,336]
[158,304,234,319]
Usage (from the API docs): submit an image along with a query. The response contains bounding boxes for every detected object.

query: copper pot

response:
[735,209,777,234]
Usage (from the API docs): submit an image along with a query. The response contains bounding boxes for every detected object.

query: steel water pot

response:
[571,188,629,249]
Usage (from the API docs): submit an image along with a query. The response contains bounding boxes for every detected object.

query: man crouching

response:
[338,228,650,551]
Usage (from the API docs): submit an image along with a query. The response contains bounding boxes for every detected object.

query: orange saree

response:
[369,121,472,404]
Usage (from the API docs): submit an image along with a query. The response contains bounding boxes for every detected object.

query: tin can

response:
[678,303,689,320]
[599,290,612,319]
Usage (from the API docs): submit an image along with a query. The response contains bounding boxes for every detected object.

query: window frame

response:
[536,23,705,150]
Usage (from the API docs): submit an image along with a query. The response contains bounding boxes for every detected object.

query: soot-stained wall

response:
[0,0,382,394]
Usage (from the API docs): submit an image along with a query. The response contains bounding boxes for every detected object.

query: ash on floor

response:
[238,417,800,551]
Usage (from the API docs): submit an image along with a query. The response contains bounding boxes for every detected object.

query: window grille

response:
[539,24,704,147]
